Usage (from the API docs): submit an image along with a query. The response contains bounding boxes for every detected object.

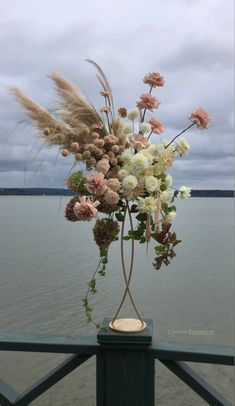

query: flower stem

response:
[165,123,195,149]
[141,84,153,123]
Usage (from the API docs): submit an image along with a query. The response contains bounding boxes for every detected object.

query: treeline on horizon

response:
[0,188,234,197]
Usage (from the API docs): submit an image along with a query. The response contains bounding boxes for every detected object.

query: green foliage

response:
[152,223,182,270]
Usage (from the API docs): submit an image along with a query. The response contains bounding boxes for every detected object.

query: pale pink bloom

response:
[189,108,211,129]
[129,134,149,150]
[96,158,110,174]
[74,197,100,221]
[148,118,165,134]
[106,178,121,192]
[143,72,165,87]
[136,94,160,111]
[86,173,107,195]
[105,190,119,205]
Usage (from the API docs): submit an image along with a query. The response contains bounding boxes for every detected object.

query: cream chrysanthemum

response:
[138,196,156,214]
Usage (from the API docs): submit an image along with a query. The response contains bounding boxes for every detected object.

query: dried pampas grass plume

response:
[10,86,72,147]
[50,72,104,132]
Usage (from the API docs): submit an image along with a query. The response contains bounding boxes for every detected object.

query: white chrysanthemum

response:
[118,168,129,180]
[138,196,156,214]
[148,143,165,158]
[165,175,173,188]
[164,211,177,222]
[131,152,149,174]
[178,186,191,199]
[122,175,138,191]
[161,190,174,203]
[139,122,152,134]
[123,124,133,134]
[122,150,134,164]
[177,138,190,155]
[145,176,160,193]
[127,109,139,121]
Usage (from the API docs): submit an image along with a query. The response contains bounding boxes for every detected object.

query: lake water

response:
[0,196,234,405]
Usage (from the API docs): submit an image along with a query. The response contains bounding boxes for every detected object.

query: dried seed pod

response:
[91,132,100,140]
[94,148,103,158]
[75,153,83,161]
[86,157,97,168]
[110,157,117,166]
[94,139,105,148]
[83,151,91,159]
[102,154,110,161]
[71,142,80,151]
[61,149,69,157]
[117,155,123,164]
[111,145,119,153]
[107,151,115,159]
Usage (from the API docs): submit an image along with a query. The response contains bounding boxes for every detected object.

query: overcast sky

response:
[0,0,234,189]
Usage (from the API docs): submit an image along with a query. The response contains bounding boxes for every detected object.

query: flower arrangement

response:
[11,60,210,328]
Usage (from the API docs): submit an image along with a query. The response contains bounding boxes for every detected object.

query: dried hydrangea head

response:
[65,196,81,222]
[93,218,120,248]
[66,171,88,194]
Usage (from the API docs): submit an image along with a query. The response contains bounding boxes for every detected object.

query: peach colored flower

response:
[105,190,119,205]
[74,197,100,221]
[136,94,160,111]
[189,108,211,129]
[129,134,149,151]
[96,158,110,174]
[148,118,165,134]
[106,178,121,192]
[143,72,165,87]
[86,173,107,195]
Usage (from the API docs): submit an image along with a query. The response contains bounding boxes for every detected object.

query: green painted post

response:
[97,319,155,406]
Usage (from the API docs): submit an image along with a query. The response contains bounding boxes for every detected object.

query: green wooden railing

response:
[0,319,234,405]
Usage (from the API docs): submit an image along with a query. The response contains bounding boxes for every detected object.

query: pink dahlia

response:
[86,172,107,195]
[148,117,165,134]
[136,94,160,111]
[143,72,165,87]
[74,197,100,221]
[189,108,211,129]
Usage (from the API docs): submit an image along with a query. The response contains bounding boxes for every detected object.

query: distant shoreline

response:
[0,188,234,197]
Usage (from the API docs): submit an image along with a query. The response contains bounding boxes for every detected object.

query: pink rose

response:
[86,172,107,195]
[74,197,100,221]
[189,108,211,129]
